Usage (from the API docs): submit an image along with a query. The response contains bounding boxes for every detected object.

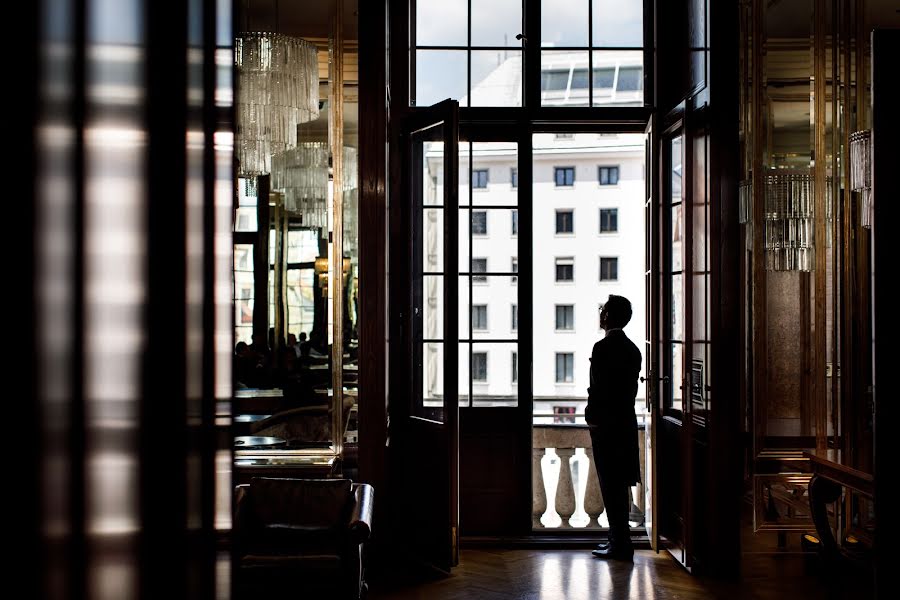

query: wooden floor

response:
[368,548,871,599]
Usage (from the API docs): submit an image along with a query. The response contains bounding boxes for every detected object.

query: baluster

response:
[555,448,576,528]
[584,446,604,528]
[532,447,547,529]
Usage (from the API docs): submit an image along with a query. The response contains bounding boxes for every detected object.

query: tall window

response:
[555,257,574,282]
[473,257,488,282]
[473,305,488,330]
[555,304,575,330]
[512,352,518,383]
[473,352,488,382]
[511,209,518,235]
[598,165,619,185]
[554,166,575,186]
[472,211,488,235]
[556,209,574,234]
[555,352,574,383]
[511,257,518,283]
[413,0,523,107]
[472,168,489,189]
[511,304,518,331]
[511,167,518,188]
[600,256,618,281]
[600,208,618,232]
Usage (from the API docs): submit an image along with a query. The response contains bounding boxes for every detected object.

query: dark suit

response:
[586,328,642,548]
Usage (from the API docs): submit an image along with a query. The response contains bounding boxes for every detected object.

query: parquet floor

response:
[368,548,872,600]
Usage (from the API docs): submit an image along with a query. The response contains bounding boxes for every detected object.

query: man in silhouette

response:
[587,295,642,560]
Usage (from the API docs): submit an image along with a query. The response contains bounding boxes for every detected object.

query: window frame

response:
[472,210,488,235]
[555,352,575,384]
[600,207,618,233]
[555,304,575,331]
[554,166,576,187]
[555,208,574,234]
[555,256,574,282]
[598,165,620,185]
[599,256,619,281]
[472,168,490,189]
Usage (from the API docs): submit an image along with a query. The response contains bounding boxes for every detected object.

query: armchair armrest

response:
[348,483,374,543]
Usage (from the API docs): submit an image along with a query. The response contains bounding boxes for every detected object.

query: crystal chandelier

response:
[271,143,358,231]
[235,32,320,177]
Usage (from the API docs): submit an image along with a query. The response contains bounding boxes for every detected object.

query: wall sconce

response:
[234,32,320,177]
[850,130,872,229]
[764,170,814,272]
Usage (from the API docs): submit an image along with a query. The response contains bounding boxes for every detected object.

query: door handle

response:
[640,375,669,382]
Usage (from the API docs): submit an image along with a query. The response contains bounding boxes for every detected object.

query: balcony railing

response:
[533,424,646,529]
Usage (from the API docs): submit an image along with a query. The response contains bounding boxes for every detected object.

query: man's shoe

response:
[594,542,611,551]
[591,546,634,561]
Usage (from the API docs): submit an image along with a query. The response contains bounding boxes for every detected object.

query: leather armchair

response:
[234,478,374,599]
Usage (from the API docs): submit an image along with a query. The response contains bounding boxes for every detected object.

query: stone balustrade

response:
[532,424,646,529]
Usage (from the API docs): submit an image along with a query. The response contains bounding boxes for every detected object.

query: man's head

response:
[287,333,297,346]
[600,294,632,330]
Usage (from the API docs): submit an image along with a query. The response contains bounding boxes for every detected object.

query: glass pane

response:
[423,140,445,205]
[670,342,683,412]
[592,51,644,106]
[459,275,471,340]
[416,50,468,107]
[459,342,471,407]
[470,276,519,341]
[286,229,319,263]
[541,0,589,47]
[416,0,467,46]
[234,206,257,232]
[423,208,444,272]
[471,143,519,205]
[541,51,590,107]
[472,0,522,46]
[692,274,707,342]
[671,203,683,272]
[286,268,315,339]
[672,272,684,342]
[472,343,519,407]
[423,275,444,340]
[459,208,470,268]
[470,50,523,107]
[592,0,643,47]
[422,342,445,419]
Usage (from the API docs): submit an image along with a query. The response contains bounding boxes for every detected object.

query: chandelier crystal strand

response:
[765,170,815,271]
[235,33,320,176]
[342,147,359,259]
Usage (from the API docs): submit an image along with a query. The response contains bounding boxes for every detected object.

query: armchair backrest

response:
[236,478,353,531]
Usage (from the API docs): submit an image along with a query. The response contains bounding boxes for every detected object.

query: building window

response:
[473,258,488,282]
[512,352,518,383]
[555,257,574,282]
[556,209,574,234]
[555,133,574,140]
[616,67,643,91]
[511,304,518,331]
[554,166,575,187]
[599,303,605,329]
[600,208,618,232]
[511,257,518,284]
[553,406,576,424]
[511,210,518,235]
[473,352,488,382]
[556,353,574,383]
[600,257,618,281]
[511,167,518,188]
[473,305,488,330]
[599,166,619,185]
[472,211,488,235]
[472,168,489,189]
[555,305,574,330]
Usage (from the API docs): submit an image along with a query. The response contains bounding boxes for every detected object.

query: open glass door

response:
[643,116,660,551]
[406,99,460,572]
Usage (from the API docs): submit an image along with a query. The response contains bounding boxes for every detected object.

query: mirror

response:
[232,0,359,475]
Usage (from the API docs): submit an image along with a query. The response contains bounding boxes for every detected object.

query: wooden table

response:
[803,450,874,559]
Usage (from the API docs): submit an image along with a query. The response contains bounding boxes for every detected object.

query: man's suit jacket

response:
[586,329,642,485]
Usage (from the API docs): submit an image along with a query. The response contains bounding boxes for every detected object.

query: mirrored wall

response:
[231,0,359,477]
